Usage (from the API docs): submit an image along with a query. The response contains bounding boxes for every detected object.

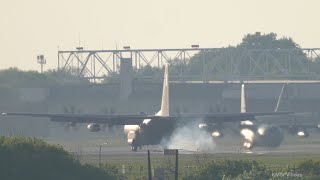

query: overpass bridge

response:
[58,47,320,82]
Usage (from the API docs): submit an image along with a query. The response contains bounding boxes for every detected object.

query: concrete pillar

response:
[119,58,133,104]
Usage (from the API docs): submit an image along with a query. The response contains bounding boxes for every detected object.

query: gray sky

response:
[1,0,319,71]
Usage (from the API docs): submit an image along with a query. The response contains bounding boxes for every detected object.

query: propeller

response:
[100,106,117,131]
[60,104,83,131]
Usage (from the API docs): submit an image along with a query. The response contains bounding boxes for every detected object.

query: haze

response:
[1,0,319,71]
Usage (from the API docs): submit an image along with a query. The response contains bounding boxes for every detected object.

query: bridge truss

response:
[57,48,320,82]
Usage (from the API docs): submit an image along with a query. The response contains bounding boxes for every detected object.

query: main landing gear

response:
[131,146,138,152]
[131,140,139,151]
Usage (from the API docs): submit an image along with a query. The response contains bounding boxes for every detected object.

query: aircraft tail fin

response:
[241,84,247,113]
[156,64,169,116]
[274,83,287,112]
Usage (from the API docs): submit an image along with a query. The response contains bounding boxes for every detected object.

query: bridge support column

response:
[120,58,133,109]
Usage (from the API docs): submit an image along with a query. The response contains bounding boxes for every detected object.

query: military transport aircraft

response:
[2,65,292,151]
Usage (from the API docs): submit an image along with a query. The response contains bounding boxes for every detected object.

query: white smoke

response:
[161,120,216,152]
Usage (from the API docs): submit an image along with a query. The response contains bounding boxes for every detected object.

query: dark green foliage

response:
[0,84,18,102]
[0,68,49,87]
[103,64,164,83]
[186,32,307,77]
[100,163,122,178]
[102,72,120,84]
[134,65,163,77]
[232,164,272,180]
[44,69,90,85]
[310,57,320,74]
[0,136,121,180]
[238,32,300,49]
[294,159,320,178]
[268,159,320,179]
[0,68,89,88]
[183,160,271,180]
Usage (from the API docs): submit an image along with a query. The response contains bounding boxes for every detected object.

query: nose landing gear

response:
[131,139,138,151]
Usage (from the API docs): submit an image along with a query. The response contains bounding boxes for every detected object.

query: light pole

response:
[37,55,46,73]
[191,44,199,48]
[98,141,108,166]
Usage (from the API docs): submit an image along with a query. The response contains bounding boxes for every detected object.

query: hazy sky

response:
[1,0,320,71]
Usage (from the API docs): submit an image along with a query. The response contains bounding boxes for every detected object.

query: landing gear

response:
[131,146,138,151]
[243,141,253,149]
[288,125,299,135]
[297,129,310,138]
[131,140,138,152]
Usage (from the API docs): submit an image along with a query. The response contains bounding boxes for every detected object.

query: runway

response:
[72,143,320,156]
[46,132,320,157]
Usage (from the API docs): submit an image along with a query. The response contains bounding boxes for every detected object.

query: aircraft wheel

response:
[132,146,138,151]
[131,140,138,151]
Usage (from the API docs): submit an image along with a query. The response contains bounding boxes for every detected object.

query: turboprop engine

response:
[287,124,311,138]
[198,123,224,138]
[241,124,284,149]
[87,123,101,132]
[297,129,310,138]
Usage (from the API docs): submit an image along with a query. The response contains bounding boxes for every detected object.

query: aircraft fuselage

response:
[124,119,176,150]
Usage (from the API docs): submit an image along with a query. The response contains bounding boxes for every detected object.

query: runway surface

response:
[71,143,320,156]
[46,132,320,157]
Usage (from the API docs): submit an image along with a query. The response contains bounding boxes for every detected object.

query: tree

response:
[183,160,271,180]
[238,32,300,49]
[185,32,307,78]
[102,64,164,83]
[310,57,320,75]
[0,136,121,180]
[295,159,320,178]
[0,68,89,88]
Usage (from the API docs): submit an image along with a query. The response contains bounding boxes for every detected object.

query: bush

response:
[230,165,272,180]
[183,160,271,180]
[294,159,320,179]
[0,136,121,180]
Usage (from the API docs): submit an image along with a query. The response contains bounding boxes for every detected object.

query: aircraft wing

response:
[169,111,293,122]
[1,112,153,125]
[2,111,293,125]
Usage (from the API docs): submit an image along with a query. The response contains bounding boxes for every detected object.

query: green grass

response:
[81,152,320,168]
[78,152,320,179]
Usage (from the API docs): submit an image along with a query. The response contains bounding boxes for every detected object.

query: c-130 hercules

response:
[2,65,292,151]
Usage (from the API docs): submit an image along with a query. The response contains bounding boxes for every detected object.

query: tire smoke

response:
[161,120,216,152]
